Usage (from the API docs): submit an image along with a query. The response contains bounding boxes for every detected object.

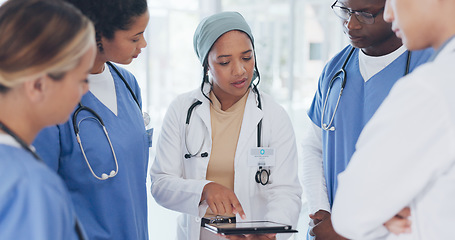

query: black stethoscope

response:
[321,47,412,131]
[72,61,143,180]
[0,121,86,240]
[184,86,270,185]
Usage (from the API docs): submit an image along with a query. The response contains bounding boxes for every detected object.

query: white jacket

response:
[150,84,302,240]
[332,38,455,239]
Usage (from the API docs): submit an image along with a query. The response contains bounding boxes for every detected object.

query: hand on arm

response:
[309,210,348,240]
[384,207,412,235]
[201,182,246,219]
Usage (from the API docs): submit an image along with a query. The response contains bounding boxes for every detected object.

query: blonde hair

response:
[0,0,95,91]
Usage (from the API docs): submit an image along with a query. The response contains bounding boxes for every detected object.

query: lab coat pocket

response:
[183,154,210,179]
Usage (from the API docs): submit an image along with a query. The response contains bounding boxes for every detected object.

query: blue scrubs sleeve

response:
[308,71,327,128]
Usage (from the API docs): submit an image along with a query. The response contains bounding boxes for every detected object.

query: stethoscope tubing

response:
[321,47,411,131]
[72,62,140,180]
[0,121,42,161]
[183,86,270,185]
[184,86,262,158]
[184,100,205,159]
[321,47,355,131]
[75,116,119,180]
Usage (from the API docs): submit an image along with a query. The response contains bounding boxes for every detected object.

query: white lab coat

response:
[332,37,455,239]
[151,84,302,240]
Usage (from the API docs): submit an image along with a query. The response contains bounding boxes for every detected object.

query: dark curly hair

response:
[64,0,147,52]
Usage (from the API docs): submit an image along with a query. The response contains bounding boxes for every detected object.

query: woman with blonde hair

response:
[0,0,95,239]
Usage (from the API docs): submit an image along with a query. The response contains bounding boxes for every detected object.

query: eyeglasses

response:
[331,1,384,25]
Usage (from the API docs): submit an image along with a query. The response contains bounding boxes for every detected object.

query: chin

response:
[113,58,133,65]
[350,41,367,49]
[125,58,134,64]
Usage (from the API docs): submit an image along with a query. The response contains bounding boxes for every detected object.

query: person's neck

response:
[361,34,403,57]
[91,55,107,74]
[211,90,247,111]
[217,96,240,111]
[0,112,37,145]
[1,91,44,145]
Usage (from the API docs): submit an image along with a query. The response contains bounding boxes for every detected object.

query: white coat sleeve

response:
[301,113,330,215]
[150,98,211,217]
[331,76,455,239]
[263,105,303,238]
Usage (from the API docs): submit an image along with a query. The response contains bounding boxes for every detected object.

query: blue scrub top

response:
[33,63,149,240]
[308,46,433,207]
[0,144,84,240]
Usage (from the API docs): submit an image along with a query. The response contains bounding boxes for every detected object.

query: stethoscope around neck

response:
[72,61,143,181]
[183,85,270,185]
[321,47,412,131]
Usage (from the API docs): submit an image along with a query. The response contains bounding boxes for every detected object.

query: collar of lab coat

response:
[433,35,455,61]
[189,82,264,148]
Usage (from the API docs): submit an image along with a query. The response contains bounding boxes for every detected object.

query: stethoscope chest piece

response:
[255,166,270,185]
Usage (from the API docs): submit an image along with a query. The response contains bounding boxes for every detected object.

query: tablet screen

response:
[204,221,297,235]
[215,221,290,229]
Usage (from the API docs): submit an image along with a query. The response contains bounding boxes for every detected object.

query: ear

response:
[97,34,105,53]
[23,76,48,103]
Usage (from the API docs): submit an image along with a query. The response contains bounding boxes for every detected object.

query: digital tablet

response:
[203,221,298,235]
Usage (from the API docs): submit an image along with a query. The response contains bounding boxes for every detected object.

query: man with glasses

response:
[301,0,433,239]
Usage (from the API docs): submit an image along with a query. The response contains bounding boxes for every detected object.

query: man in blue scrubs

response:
[301,0,433,239]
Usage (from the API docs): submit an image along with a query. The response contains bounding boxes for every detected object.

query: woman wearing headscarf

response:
[150,11,302,240]
[0,0,95,239]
